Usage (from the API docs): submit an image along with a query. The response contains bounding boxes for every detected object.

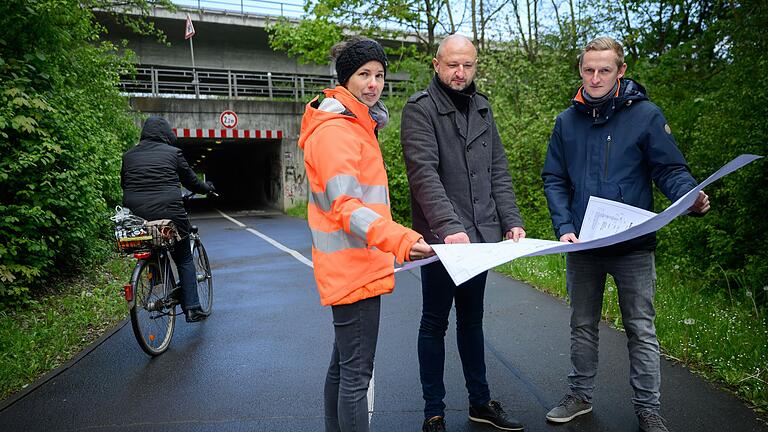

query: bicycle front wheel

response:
[193,240,213,314]
[130,259,175,356]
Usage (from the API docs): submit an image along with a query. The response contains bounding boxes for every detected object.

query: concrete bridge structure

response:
[97,4,410,211]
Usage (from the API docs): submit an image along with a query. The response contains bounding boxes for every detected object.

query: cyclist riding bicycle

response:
[120,116,214,323]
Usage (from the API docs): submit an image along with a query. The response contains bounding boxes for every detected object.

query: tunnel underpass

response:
[177,137,282,210]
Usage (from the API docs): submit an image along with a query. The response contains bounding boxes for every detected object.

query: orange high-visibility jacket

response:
[298,86,422,306]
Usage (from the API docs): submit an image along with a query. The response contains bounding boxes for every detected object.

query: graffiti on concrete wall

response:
[283,150,306,205]
[267,152,281,205]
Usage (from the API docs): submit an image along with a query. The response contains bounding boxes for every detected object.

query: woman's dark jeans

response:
[325,295,381,432]
[171,236,201,311]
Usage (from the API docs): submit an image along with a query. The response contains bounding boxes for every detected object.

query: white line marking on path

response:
[216,209,313,268]
[368,367,375,422]
[215,209,376,427]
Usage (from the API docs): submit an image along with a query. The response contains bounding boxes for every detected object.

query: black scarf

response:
[582,79,619,107]
[436,75,476,119]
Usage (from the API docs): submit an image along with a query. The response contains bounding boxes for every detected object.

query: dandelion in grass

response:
[680,317,697,364]
[674,264,680,270]
[745,289,759,317]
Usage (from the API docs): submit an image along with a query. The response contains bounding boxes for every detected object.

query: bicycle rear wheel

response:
[192,240,213,314]
[130,258,175,356]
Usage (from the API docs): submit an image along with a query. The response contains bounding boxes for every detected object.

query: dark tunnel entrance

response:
[177,137,282,210]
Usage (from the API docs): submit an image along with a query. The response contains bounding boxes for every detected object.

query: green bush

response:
[480,47,579,238]
[378,97,413,226]
[630,1,768,306]
[0,0,139,306]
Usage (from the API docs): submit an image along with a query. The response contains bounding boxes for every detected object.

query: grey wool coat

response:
[401,76,524,244]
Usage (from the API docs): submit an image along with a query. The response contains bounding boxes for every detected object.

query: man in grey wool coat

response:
[400,34,526,432]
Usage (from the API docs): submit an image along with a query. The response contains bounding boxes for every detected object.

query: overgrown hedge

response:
[0,0,138,306]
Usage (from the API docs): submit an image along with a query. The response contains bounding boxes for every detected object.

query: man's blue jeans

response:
[325,295,380,432]
[418,261,490,418]
[566,250,661,414]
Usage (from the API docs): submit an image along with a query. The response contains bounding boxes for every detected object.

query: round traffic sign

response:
[220,110,238,129]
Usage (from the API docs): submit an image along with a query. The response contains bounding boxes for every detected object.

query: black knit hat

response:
[334,39,388,85]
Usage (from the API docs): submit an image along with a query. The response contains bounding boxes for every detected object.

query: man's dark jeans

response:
[418,261,490,418]
[171,236,201,311]
[566,250,660,414]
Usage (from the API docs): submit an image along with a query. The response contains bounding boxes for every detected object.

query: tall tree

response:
[268,0,451,61]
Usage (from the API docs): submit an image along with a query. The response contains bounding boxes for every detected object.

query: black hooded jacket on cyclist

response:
[121,116,213,322]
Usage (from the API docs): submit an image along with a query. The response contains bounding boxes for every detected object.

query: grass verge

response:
[286,199,308,219]
[498,254,768,416]
[0,255,130,402]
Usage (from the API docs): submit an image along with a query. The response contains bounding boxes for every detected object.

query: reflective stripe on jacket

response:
[298,86,421,306]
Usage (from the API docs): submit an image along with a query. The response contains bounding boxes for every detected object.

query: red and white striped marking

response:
[172,128,283,139]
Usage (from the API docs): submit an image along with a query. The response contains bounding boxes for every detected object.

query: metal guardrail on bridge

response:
[173,0,305,17]
[120,65,409,100]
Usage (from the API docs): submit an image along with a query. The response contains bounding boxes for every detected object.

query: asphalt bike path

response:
[0,210,765,431]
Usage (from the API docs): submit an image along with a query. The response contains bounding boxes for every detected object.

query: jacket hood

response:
[298,86,375,150]
[571,79,649,124]
[618,78,648,101]
[140,116,177,145]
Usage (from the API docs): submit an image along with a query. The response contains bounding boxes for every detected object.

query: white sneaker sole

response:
[468,415,524,431]
[545,406,593,423]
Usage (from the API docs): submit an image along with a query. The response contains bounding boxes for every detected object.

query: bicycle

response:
[115,192,214,356]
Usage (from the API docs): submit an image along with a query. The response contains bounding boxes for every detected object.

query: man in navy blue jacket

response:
[541,37,710,432]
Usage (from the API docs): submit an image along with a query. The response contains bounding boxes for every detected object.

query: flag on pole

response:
[184,14,196,40]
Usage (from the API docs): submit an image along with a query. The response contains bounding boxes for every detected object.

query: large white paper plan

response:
[398,154,763,285]
[579,197,657,242]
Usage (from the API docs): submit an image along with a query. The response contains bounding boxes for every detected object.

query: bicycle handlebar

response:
[182,190,218,202]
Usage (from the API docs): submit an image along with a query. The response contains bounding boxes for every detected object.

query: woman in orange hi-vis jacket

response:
[298,37,434,432]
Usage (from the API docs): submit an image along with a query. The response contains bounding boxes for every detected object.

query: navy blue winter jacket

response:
[542,78,697,255]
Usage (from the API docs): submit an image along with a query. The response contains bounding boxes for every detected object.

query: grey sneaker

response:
[545,394,592,423]
[638,410,670,432]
